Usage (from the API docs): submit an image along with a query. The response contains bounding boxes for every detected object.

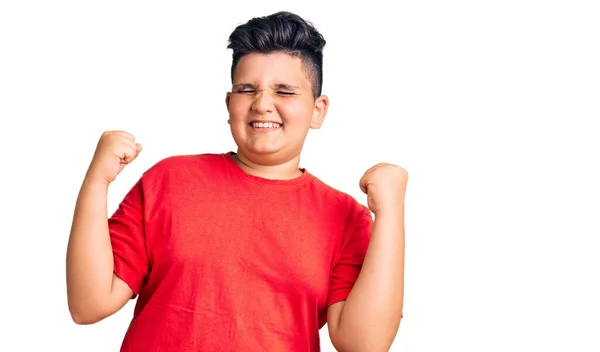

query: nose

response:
[251,90,274,114]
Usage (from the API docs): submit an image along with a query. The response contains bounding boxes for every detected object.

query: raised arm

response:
[66,131,142,324]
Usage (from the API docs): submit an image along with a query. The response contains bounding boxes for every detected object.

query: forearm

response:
[66,176,115,320]
[337,208,405,351]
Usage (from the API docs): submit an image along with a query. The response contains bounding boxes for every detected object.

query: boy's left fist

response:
[359,163,408,215]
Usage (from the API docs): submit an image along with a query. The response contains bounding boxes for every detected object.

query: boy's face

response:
[226,52,328,165]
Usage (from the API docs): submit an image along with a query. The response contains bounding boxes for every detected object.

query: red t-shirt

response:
[108,152,373,351]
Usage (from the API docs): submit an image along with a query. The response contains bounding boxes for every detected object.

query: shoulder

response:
[151,153,225,169]
[146,152,227,172]
[307,174,373,250]
[309,174,372,220]
[140,152,230,185]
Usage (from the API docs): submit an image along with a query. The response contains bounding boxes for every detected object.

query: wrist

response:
[82,172,110,188]
[373,205,403,220]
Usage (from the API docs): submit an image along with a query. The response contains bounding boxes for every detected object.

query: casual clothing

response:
[109,152,373,351]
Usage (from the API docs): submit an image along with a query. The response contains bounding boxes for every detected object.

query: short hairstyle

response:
[227,11,326,99]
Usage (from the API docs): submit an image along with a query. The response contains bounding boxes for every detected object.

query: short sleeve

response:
[326,207,373,309]
[108,178,150,297]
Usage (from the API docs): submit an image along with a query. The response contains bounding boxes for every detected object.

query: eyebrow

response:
[232,83,300,90]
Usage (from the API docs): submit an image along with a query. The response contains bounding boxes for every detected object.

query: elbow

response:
[333,342,390,352]
[68,300,109,325]
[70,308,108,325]
[332,327,397,352]
[71,312,100,325]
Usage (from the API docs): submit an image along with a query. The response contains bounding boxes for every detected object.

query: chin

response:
[243,146,292,165]
[245,142,283,156]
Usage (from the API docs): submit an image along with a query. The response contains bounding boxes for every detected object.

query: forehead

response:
[233,52,311,88]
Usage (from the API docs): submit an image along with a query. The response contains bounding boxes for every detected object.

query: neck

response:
[233,151,303,180]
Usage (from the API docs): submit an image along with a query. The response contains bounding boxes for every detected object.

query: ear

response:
[310,95,329,129]
[225,92,231,124]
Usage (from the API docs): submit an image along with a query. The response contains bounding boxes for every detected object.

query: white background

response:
[1,1,599,351]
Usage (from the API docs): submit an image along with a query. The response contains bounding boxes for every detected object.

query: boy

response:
[66,11,407,351]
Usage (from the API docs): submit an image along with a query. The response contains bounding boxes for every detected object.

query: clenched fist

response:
[359,163,408,215]
[85,131,142,185]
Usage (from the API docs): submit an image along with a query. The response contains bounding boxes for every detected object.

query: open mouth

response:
[249,121,282,129]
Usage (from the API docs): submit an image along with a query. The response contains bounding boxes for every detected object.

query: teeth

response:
[251,122,281,128]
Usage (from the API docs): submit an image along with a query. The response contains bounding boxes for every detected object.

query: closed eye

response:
[233,90,295,96]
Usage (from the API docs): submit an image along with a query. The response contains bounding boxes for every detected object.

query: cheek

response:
[228,99,249,121]
[279,101,313,124]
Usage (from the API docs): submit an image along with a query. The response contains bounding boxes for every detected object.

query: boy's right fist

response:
[86,131,142,185]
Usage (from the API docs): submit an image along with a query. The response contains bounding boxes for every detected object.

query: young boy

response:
[66,11,407,351]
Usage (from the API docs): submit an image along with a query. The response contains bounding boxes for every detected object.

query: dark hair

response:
[227,11,326,99]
